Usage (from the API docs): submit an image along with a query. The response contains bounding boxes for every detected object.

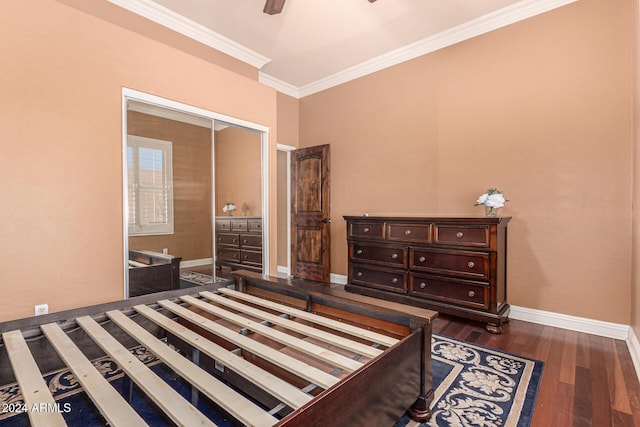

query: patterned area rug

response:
[0,335,542,426]
[396,335,543,427]
[179,270,228,287]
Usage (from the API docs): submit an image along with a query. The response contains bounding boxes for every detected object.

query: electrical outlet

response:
[163,248,169,255]
[35,304,49,316]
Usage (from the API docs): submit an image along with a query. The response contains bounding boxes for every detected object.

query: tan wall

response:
[0,0,277,322]
[277,93,300,148]
[300,0,634,323]
[127,111,212,262]
[276,93,300,268]
[214,127,262,216]
[277,150,289,266]
[632,0,640,336]
[58,0,258,81]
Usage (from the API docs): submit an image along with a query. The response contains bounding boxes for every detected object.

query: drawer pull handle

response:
[244,255,248,259]
[418,256,426,263]
[356,249,363,255]
[391,277,398,284]
[243,240,248,244]
[419,282,426,289]
[233,254,238,259]
[468,291,475,297]
[391,253,398,259]
[357,271,363,277]
[232,238,237,243]
[405,229,412,235]
[456,232,464,238]
[363,227,370,233]
[467,261,475,268]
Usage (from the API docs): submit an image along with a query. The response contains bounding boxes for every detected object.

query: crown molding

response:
[258,72,300,98]
[105,0,270,69]
[294,0,578,97]
[109,0,577,98]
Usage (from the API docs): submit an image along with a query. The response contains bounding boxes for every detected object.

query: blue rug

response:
[179,270,228,288]
[0,335,542,426]
[395,335,544,427]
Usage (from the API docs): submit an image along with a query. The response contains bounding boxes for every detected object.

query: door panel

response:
[291,144,330,282]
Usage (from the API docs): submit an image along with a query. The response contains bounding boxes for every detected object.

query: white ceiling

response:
[108,0,577,98]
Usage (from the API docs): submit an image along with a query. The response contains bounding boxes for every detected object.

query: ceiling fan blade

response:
[263,0,286,15]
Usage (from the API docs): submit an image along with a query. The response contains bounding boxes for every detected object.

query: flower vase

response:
[484,206,499,217]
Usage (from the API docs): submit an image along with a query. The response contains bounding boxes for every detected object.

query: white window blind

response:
[127,135,174,236]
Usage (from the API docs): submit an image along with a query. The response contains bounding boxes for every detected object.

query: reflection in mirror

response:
[124,96,267,299]
[126,101,214,297]
[213,124,263,277]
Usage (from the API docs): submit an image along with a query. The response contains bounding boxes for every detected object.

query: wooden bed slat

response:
[133,304,313,410]
[1,330,67,427]
[217,288,400,347]
[200,290,383,359]
[40,323,148,427]
[74,316,216,427]
[106,309,278,427]
[180,295,363,372]
[158,299,340,390]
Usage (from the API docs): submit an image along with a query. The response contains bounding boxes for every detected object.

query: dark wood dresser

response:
[215,216,263,273]
[344,216,511,333]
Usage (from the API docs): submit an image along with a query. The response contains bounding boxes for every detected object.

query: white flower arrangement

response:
[475,188,507,208]
[223,202,237,214]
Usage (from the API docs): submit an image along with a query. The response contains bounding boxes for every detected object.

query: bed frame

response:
[0,270,436,426]
[128,250,182,297]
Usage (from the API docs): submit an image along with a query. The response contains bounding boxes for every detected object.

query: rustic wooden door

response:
[290,144,330,282]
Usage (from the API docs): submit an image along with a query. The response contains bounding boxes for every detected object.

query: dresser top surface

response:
[215,216,262,220]
[343,215,511,224]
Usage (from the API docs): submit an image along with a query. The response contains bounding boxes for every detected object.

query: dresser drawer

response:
[215,219,231,231]
[386,223,431,243]
[240,250,262,266]
[348,222,385,240]
[350,243,406,268]
[410,249,489,280]
[410,274,489,310]
[231,219,248,232]
[350,263,407,294]
[241,234,262,249]
[217,248,241,262]
[248,219,262,233]
[433,224,490,248]
[217,233,240,247]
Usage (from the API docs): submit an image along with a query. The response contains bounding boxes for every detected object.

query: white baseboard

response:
[332,273,630,339]
[330,273,348,285]
[180,258,213,268]
[329,272,640,381]
[277,265,290,275]
[627,328,640,381]
[508,305,629,340]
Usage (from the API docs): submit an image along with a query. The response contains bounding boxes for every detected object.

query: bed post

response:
[407,320,434,422]
[235,275,246,293]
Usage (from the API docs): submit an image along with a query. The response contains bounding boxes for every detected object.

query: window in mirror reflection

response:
[127,135,174,236]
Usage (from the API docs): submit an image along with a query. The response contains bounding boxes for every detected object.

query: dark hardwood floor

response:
[432,313,640,427]
[182,266,640,426]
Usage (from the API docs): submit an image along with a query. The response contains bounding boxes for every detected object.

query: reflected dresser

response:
[215,216,263,273]
[344,216,511,333]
